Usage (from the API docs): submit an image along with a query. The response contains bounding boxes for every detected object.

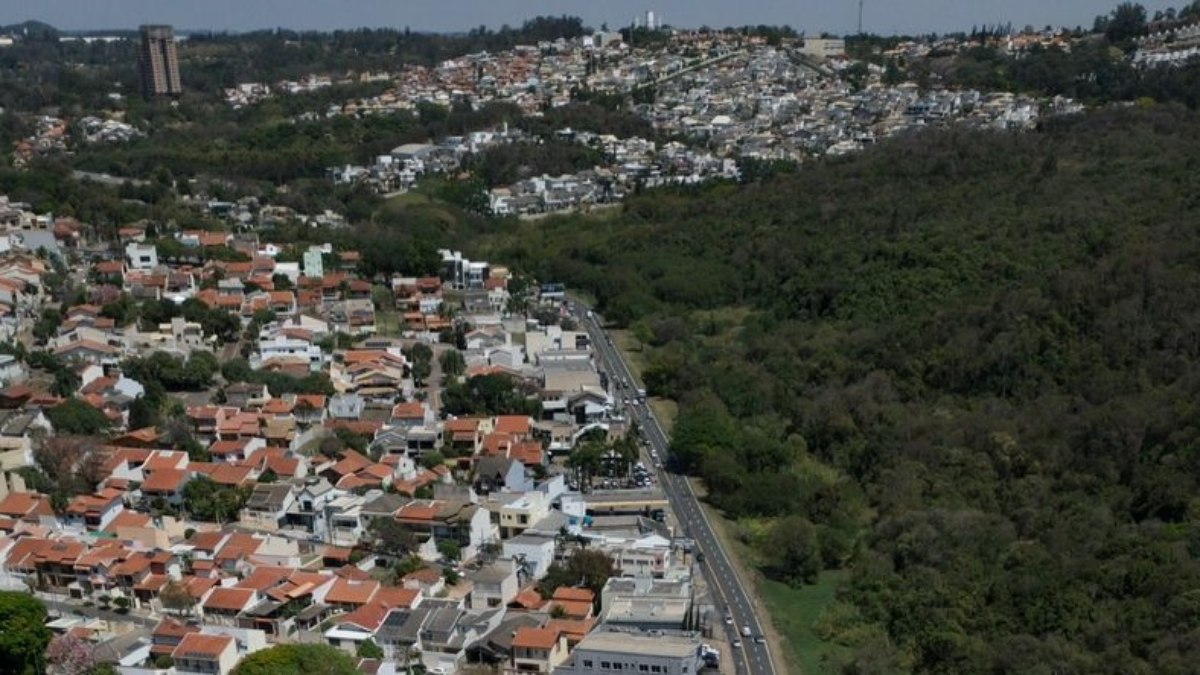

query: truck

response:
[636,387,647,401]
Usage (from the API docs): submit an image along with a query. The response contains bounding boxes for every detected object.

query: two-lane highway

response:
[577,307,778,675]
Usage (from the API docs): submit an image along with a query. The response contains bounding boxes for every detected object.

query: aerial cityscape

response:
[0,2,1197,675]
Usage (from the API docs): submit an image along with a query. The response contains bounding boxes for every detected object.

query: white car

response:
[731,640,742,649]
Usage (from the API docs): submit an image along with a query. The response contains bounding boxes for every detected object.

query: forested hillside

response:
[478,104,1200,673]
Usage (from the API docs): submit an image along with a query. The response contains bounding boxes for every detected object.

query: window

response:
[601,663,610,669]
[651,667,662,674]
[639,666,650,672]
[583,661,593,669]
[613,664,623,671]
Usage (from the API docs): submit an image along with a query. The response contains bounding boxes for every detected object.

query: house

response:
[475,457,530,496]
[323,577,380,612]
[63,488,125,531]
[223,382,271,409]
[150,618,201,660]
[53,339,120,365]
[546,587,595,621]
[0,491,56,526]
[508,626,569,675]
[140,468,190,506]
[467,559,520,610]
[328,394,365,420]
[172,633,238,675]
[239,483,295,531]
[124,242,158,270]
[498,493,550,540]
[502,533,557,580]
[284,476,336,535]
[394,500,492,561]
[201,587,259,626]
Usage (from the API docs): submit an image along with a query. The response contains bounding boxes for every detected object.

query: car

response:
[742,625,752,638]
[755,635,766,644]
[724,614,733,625]
[731,640,742,649]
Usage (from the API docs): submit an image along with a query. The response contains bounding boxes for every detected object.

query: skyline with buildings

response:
[0,0,1181,37]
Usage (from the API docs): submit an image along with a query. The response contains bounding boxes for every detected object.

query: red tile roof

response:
[324,578,380,606]
[494,415,532,436]
[202,587,255,612]
[173,633,234,659]
[552,587,595,603]
[512,627,560,650]
[141,469,187,494]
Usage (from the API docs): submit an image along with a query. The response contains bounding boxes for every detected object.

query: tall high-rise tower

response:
[138,25,182,98]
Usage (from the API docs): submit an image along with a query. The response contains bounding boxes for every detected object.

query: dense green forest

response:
[476,104,1200,673]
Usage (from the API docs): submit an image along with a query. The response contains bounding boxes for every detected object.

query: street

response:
[575,306,778,675]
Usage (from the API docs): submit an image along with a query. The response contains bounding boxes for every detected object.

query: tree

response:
[46,398,111,435]
[439,348,466,378]
[46,634,95,675]
[766,515,821,586]
[232,644,358,675]
[437,539,461,562]
[1101,2,1148,47]
[357,638,384,659]
[0,591,52,675]
[367,517,417,557]
[537,549,615,603]
[419,451,447,470]
[182,476,250,523]
[159,580,195,617]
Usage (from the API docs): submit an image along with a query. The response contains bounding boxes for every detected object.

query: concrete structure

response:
[799,37,846,59]
[560,630,706,675]
[138,25,182,97]
[600,577,692,630]
[125,242,159,270]
[303,248,324,279]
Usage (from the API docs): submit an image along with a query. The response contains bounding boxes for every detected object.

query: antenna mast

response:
[858,0,864,34]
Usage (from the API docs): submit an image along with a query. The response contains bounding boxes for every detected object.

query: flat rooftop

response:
[584,488,667,505]
[575,630,700,658]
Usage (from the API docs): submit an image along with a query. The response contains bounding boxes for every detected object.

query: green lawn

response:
[375,310,402,337]
[760,571,850,675]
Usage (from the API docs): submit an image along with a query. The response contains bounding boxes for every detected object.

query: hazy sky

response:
[0,0,1181,36]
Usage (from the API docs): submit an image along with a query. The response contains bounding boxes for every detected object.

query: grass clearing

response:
[375,310,402,337]
[648,398,678,433]
[761,572,850,675]
[692,478,847,675]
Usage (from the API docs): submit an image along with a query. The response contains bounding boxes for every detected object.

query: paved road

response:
[574,306,777,675]
[40,595,161,629]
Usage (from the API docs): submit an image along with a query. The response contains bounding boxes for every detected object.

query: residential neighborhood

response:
[0,198,728,675]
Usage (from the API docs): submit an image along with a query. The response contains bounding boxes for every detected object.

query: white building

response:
[560,631,706,675]
[125,242,158,269]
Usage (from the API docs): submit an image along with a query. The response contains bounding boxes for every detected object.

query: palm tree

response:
[401,644,421,675]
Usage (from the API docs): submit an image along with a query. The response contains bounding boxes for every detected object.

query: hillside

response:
[477,103,1200,673]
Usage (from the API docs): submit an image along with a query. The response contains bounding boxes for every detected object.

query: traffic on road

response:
[573,303,777,675]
